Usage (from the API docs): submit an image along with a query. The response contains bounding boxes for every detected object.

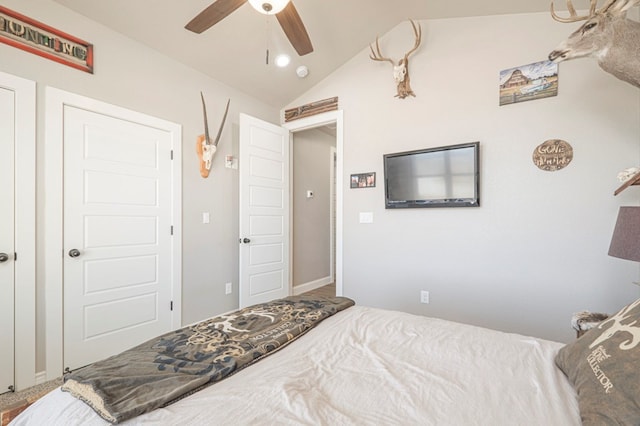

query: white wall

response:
[287,12,640,342]
[0,0,279,373]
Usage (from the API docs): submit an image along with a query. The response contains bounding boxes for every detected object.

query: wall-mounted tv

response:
[383,142,480,209]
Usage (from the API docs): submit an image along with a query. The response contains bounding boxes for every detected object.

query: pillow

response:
[555,298,640,425]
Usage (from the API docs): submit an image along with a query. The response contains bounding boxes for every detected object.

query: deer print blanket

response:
[61,295,355,424]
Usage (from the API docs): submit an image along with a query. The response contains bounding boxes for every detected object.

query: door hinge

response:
[170,150,174,160]
[14,252,17,261]
[170,301,174,311]
[170,226,174,235]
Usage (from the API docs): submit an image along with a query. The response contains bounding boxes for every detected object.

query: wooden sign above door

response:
[0,6,93,73]
[284,97,338,122]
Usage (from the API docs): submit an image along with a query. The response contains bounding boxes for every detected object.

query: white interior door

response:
[0,85,16,394]
[63,105,176,371]
[239,113,290,308]
[0,71,35,392]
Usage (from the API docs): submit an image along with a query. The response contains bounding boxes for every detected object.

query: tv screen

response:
[384,142,480,209]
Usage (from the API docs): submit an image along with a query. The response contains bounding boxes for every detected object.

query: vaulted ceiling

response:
[53,0,560,107]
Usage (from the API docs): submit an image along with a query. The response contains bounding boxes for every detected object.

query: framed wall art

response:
[350,172,376,188]
[499,60,558,106]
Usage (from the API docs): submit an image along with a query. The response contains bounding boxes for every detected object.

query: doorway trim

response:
[0,71,36,391]
[283,110,343,296]
[44,87,182,379]
[329,145,336,284]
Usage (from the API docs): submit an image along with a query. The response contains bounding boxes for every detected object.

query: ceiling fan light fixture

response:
[275,54,291,68]
[248,0,291,15]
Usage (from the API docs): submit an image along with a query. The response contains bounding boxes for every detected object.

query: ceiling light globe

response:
[275,54,291,68]
[248,0,290,15]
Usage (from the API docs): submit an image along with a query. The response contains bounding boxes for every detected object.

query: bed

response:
[12,295,640,425]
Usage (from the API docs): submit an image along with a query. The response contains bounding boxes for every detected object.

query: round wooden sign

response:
[532,139,573,171]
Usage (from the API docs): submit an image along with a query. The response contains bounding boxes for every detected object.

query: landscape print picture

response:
[499,60,558,106]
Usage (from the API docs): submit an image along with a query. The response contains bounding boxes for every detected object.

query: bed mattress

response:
[12,305,580,425]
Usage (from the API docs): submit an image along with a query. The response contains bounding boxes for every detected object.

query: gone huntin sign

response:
[532,139,573,172]
[0,6,93,73]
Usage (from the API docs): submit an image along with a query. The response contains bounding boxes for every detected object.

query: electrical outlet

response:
[225,282,232,295]
[420,290,430,304]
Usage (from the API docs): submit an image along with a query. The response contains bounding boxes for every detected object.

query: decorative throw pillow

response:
[555,298,640,425]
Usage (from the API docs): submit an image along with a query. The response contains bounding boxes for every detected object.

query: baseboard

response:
[293,276,332,296]
[34,372,47,386]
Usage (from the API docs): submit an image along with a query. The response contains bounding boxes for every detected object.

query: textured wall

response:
[287,12,640,342]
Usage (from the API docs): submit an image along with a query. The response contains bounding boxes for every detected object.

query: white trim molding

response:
[283,110,344,297]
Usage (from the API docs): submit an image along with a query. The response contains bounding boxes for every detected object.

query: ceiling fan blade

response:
[276,2,313,56]
[185,0,247,33]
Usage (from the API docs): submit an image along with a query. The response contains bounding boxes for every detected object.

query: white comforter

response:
[13,306,580,425]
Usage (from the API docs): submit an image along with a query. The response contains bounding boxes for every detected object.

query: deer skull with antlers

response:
[196,93,230,178]
[548,0,640,88]
[370,19,422,99]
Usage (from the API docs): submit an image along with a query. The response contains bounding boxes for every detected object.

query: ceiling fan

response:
[185,0,313,56]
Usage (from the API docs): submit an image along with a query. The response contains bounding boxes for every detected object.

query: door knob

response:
[68,249,81,258]
[0,253,9,263]
[243,238,251,244]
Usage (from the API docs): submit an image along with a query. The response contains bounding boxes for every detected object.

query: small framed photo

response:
[350,172,376,188]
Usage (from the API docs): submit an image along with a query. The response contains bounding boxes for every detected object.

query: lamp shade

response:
[608,206,640,262]
[248,0,290,15]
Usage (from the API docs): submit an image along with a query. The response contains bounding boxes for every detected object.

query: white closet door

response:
[0,84,16,394]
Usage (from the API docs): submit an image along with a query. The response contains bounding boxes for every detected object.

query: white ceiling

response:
[53,0,559,107]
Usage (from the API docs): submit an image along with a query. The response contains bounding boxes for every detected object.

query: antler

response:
[369,19,422,64]
[610,0,640,14]
[369,38,395,65]
[403,19,422,60]
[212,98,230,147]
[196,94,230,178]
[551,0,620,22]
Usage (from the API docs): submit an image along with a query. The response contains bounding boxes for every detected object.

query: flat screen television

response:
[383,142,480,209]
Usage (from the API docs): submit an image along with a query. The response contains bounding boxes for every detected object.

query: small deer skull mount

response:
[370,19,422,99]
[548,0,640,88]
[196,92,230,178]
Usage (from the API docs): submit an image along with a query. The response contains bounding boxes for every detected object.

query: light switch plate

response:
[359,212,373,223]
